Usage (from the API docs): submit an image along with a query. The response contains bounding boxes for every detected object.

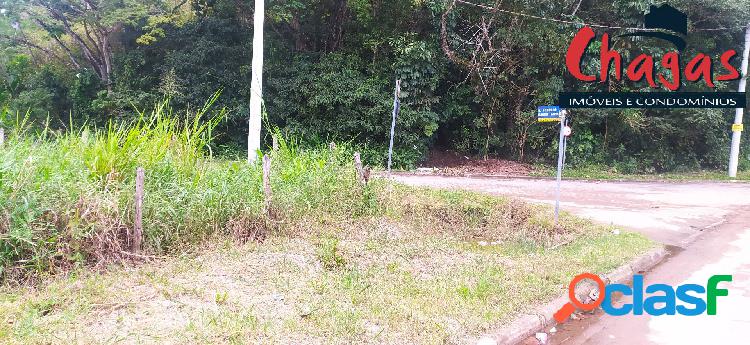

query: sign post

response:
[538,106,562,122]
[554,110,567,224]
[538,106,566,224]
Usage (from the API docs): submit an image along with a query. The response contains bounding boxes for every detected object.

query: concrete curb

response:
[678,217,728,248]
[385,171,750,185]
[478,246,669,345]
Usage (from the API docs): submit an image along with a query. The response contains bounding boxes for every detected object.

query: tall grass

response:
[0,99,588,283]
[0,97,375,281]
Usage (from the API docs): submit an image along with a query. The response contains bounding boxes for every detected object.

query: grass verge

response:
[0,104,657,344]
[0,204,654,344]
[531,164,750,181]
[0,183,656,344]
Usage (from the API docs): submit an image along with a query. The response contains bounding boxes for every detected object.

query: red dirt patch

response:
[419,151,534,176]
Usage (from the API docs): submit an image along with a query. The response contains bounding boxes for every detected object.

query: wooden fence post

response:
[262,155,272,216]
[133,167,145,253]
[272,136,279,151]
[354,152,370,186]
[0,128,4,147]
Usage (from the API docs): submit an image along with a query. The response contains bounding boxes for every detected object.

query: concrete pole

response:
[728,25,750,178]
[248,0,265,163]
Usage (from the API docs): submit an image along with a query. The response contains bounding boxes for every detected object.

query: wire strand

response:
[454,0,747,33]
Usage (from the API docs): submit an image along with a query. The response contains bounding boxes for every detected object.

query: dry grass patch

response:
[0,207,655,344]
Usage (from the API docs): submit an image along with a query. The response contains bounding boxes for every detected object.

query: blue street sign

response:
[538,106,562,122]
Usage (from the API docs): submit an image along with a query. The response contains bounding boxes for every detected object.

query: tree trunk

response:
[291,16,305,51]
[484,107,492,160]
[325,0,349,52]
[102,35,113,93]
[507,87,528,134]
[34,2,115,90]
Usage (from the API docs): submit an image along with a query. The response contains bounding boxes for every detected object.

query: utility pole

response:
[248,0,265,163]
[728,24,750,178]
[387,80,401,176]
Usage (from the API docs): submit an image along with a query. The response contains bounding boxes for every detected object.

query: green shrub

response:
[0,99,375,281]
[316,236,347,271]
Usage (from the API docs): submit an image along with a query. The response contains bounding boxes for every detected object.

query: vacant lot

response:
[1,198,654,344]
[0,111,656,344]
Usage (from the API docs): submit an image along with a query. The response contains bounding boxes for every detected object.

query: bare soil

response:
[418,151,534,177]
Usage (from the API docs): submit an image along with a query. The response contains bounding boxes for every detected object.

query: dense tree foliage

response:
[1,0,749,170]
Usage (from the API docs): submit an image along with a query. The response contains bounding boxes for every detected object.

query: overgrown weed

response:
[2,101,590,282]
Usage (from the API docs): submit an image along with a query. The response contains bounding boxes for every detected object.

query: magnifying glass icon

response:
[554,273,607,323]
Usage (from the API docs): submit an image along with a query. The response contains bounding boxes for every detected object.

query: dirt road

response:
[392,174,750,344]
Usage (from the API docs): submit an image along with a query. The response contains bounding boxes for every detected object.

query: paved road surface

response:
[550,210,750,345]
[392,174,750,345]
[393,174,750,247]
